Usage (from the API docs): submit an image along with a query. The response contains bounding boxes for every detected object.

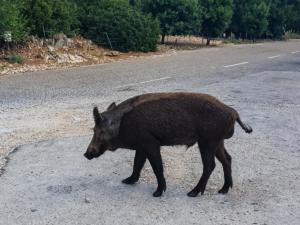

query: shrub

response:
[0,0,27,43]
[22,0,78,37]
[78,0,160,52]
[6,54,25,64]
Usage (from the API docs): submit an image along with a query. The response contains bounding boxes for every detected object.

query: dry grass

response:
[0,35,222,75]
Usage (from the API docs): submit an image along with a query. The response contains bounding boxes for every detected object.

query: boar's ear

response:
[107,102,117,111]
[93,107,102,125]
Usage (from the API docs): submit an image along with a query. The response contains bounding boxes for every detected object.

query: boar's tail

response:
[236,116,253,133]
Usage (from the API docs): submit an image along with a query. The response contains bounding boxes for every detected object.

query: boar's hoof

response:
[187,189,201,197]
[218,183,232,194]
[218,188,229,194]
[152,184,166,197]
[153,189,163,197]
[122,176,138,185]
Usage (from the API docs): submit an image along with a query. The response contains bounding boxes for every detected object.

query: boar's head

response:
[84,103,118,160]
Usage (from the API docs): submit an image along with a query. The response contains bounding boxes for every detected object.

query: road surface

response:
[0,40,300,225]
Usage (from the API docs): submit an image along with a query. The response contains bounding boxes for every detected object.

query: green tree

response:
[0,0,27,43]
[142,0,200,44]
[200,0,233,45]
[268,0,287,38]
[230,0,269,39]
[129,0,142,8]
[286,0,300,32]
[78,0,160,52]
[50,0,79,36]
[22,0,78,37]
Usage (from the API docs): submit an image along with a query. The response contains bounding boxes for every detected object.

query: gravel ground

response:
[1,72,300,225]
[0,41,300,224]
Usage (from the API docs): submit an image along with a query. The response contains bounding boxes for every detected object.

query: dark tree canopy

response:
[78,0,160,52]
[230,0,269,39]
[1,0,300,46]
[268,0,287,38]
[20,0,78,37]
[142,0,200,43]
[200,0,233,45]
[286,0,300,32]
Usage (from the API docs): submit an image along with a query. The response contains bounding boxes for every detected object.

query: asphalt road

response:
[0,40,300,225]
[0,40,299,111]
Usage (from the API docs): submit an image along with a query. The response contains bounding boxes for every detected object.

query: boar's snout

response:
[84,145,105,160]
[84,151,94,160]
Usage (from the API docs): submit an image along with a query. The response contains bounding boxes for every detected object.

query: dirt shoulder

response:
[0,35,227,76]
[0,36,178,76]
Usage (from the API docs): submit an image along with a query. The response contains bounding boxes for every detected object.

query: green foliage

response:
[78,0,160,52]
[1,0,300,49]
[22,0,78,37]
[230,0,269,39]
[200,0,233,44]
[268,0,286,39]
[6,54,25,64]
[142,0,201,43]
[0,0,27,42]
[129,0,142,8]
[285,0,300,33]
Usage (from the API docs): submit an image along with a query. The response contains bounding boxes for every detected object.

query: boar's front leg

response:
[147,148,166,197]
[122,150,146,184]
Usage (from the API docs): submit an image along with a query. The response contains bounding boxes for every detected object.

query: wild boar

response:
[84,92,252,197]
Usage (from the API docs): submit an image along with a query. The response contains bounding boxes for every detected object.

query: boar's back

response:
[118,93,237,145]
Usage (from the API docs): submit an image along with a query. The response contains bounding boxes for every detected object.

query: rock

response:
[55,39,66,48]
[45,53,57,62]
[55,53,85,64]
[66,38,74,47]
[52,33,70,48]
[47,45,55,52]
[56,53,69,63]
[105,51,120,57]
[84,197,91,203]
[53,33,67,41]
[0,69,9,75]
[28,35,38,42]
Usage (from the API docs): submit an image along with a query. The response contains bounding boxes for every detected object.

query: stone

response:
[55,39,66,48]
[47,45,55,52]
[53,33,67,41]
[106,51,120,57]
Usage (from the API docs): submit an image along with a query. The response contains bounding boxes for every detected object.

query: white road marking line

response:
[115,76,171,89]
[139,76,171,84]
[115,82,139,89]
[268,55,281,59]
[291,51,300,54]
[224,62,249,68]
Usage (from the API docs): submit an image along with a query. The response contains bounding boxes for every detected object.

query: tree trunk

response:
[161,34,166,44]
[206,38,210,46]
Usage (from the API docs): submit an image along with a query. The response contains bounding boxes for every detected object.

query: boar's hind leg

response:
[215,142,233,194]
[146,145,166,197]
[187,142,217,197]
[122,150,146,184]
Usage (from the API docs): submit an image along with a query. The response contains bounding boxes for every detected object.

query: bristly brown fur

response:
[85,92,252,197]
